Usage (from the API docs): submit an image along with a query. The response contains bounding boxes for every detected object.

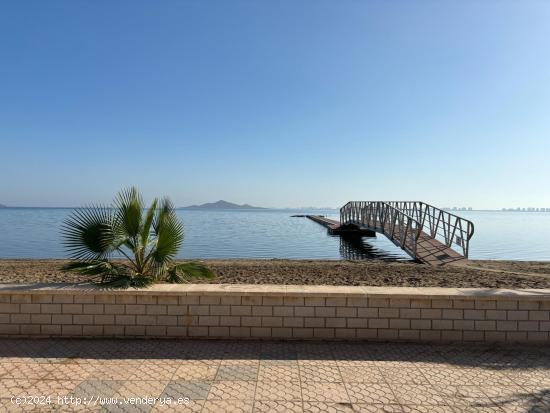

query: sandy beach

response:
[0,259,549,289]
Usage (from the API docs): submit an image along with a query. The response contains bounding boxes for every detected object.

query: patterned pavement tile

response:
[160,380,211,401]
[455,405,512,413]
[172,365,217,381]
[215,365,258,381]
[65,359,98,368]
[372,361,429,369]
[87,366,136,381]
[0,364,16,379]
[0,398,44,412]
[390,384,447,406]
[149,399,203,412]
[126,364,177,382]
[420,368,480,386]
[207,380,256,400]
[112,380,169,398]
[400,406,455,413]
[434,384,493,402]
[477,385,529,402]
[519,386,550,406]
[51,402,103,412]
[353,405,404,413]
[201,400,254,412]
[100,401,152,413]
[335,360,378,368]
[254,381,301,401]
[3,364,51,380]
[301,402,357,412]
[220,359,260,366]
[407,361,452,370]
[459,369,517,386]
[70,380,125,400]
[0,379,37,398]
[508,369,550,387]
[444,350,539,370]
[379,368,429,385]
[252,400,303,412]
[26,380,80,398]
[445,399,506,413]
[299,365,342,382]
[344,383,397,405]
[353,404,408,413]
[495,399,550,413]
[42,364,96,381]
[174,360,220,368]
[0,357,34,364]
[257,365,300,382]
[299,359,338,367]
[259,359,298,367]
[1,339,550,413]
[338,367,384,384]
[301,382,350,403]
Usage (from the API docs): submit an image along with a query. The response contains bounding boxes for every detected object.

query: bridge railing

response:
[384,201,474,257]
[340,201,474,258]
[340,201,423,258]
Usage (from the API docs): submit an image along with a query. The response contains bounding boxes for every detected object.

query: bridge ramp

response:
[339,201,474,266]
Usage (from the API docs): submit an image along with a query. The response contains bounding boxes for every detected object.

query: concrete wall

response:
[1,284,549,342]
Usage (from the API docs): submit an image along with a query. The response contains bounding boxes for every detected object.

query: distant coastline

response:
[179,200,265,210]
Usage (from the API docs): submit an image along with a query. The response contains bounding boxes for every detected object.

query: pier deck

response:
[306,215,376,236]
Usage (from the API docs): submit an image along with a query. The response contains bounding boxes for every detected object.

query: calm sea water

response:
[0,208,549,261]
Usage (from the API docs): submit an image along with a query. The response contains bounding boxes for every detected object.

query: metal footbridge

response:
[308,201,474,266]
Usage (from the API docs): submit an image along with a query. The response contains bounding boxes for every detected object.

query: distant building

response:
[501,207,549,212]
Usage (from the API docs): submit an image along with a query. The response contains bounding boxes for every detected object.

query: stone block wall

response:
[0,284,549,342]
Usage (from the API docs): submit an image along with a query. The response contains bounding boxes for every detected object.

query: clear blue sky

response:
[1,1,549,209]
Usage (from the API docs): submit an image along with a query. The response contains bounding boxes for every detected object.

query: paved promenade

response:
[0,339,547,412]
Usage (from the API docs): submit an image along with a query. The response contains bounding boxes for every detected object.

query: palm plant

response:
[61,187,213,287]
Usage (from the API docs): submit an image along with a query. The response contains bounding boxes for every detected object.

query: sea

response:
[0,208,549,261]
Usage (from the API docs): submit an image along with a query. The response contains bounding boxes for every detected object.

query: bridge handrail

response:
[340,201,423,257]
[384,201,474,257]
[340,201,423,228]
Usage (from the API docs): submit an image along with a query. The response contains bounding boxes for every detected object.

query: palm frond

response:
[166,262,214,283]
[140,198,158,251]
[150,261,169,281]
[61,259,130,284]
[151,198,184,265]
[61,205,115,261]
[61,260,124,276]
[113,187,143,241]
[100,274,154,289]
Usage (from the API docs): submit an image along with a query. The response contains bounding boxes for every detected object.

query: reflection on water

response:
[338,234,412,261]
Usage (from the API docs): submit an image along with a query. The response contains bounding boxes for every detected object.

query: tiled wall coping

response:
[1,283,550,299]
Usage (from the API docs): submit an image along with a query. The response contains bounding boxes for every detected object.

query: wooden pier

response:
[306,215,376,236]
[307,202,474,266]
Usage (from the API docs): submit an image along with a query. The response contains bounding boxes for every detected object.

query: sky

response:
[1,1,549,209]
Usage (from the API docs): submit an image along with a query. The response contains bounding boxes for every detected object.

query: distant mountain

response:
[0,204,7,208]
[180,200,265,210]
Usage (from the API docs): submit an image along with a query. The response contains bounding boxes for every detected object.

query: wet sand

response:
[0,259,549,289]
